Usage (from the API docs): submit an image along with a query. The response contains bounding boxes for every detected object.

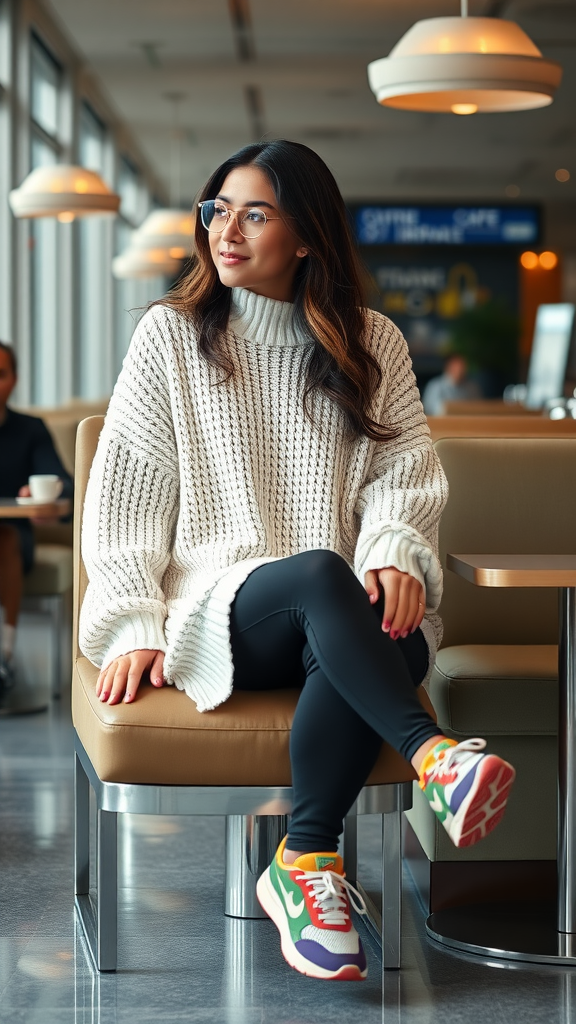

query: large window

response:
[1,3,167,409]
[29,36,61,406]
[0,0,12,343]
[113,159,165,381]
[76,102,109,399]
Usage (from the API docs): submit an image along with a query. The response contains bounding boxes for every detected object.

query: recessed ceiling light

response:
[505,184,521,197]
[555,168,570,182]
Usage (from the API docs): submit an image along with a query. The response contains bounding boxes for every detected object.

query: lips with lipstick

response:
[220,250,249,265]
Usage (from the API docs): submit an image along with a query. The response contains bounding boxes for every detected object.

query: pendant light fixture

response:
[367,0,562,114]
[113,93,193,278]
[9,165,120,220]
[111,245,183,279]
[131,208,194,261]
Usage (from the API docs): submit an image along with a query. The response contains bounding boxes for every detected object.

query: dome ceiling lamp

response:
[111,246,183,280]
[132,208,195,261]
[367,0,562,115]
[9,165,120,221]
[113,93,193,278]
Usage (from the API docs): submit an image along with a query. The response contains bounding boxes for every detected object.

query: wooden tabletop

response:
[0,498,72,519]
[447,553,576,588]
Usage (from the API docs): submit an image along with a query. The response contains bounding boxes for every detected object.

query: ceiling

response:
[44,0,576,237]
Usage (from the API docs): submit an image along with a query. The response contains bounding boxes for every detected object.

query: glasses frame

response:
[197,200,284,239]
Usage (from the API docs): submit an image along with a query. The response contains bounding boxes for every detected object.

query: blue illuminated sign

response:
[354,205,540,246]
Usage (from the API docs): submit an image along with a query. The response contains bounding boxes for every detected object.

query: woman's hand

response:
[96,649,165,705]
[364,567,425,639]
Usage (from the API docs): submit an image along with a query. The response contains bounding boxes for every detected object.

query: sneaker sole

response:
[447,755,516,848]
[256,867,366,981]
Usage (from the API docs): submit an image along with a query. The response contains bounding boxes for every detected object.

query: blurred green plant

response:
[446,299,521,376]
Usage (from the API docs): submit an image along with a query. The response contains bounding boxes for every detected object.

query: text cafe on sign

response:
[354,205,540,246]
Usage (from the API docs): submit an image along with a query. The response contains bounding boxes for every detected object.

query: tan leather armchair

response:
[72,416,436,971]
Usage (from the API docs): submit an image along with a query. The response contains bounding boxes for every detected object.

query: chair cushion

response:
[72,656,436,786]
[429,644,558,736]
[24,544,73,596]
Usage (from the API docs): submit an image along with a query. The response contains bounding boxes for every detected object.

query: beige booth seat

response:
[427,415,576,442]
[443,399,542,415]
[405,436,576,911]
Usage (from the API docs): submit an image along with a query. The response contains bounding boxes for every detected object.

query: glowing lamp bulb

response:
[539,251,558,270]
[520,251,539,270]
[451,103,478,115]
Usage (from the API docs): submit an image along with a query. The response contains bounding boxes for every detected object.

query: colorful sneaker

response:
[419,738,516,848]
[256,836,367,980]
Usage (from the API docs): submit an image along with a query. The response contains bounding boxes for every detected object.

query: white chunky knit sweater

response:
[80,287,448,711]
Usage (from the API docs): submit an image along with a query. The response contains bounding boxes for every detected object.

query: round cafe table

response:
[427,553,576,966]
[0,497,72,715]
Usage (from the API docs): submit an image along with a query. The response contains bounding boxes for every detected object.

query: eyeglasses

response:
[198,200,283,239]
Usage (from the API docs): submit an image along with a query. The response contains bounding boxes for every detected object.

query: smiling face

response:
[207,164,307,302]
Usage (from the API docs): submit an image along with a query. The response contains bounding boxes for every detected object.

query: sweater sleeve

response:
[353,317,448,613]
[79,309,180,670]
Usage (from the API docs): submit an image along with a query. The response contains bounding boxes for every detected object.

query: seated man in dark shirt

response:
[0,341,73,692]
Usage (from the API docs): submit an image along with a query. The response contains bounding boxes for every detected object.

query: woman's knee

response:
[291,549,357,596]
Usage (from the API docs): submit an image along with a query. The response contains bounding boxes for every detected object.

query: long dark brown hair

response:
[161,140,394,441]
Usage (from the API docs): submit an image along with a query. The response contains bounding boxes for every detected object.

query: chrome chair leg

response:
[74,752,90,896]
[75,753,118,972]
[96,808,118,971]
[224,814,288,918]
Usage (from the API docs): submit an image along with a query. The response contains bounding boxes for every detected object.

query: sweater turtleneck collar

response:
[229,287,310,348]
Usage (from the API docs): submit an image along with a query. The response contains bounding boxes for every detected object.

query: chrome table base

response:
[427,902,576,966]
[427,586,576,966]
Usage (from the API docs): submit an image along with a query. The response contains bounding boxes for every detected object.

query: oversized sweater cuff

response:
[354,521,443,612]
[81,605,167,671]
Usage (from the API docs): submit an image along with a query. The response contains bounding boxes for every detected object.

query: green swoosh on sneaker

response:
[277,873,306,919]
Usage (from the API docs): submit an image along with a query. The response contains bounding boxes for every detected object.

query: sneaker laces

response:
[434,738,486,779]
[295,870,367,926]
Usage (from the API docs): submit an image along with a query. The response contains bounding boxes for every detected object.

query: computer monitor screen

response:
[525,303,575,409]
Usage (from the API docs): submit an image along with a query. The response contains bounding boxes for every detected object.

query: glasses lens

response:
[240,209,267,237]
[200,201,229,232]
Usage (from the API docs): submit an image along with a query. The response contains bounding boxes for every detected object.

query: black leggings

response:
[229,549,439,852]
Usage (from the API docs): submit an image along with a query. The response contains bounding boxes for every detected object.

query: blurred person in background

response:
[0,341,73,694]
[422,352,481,415]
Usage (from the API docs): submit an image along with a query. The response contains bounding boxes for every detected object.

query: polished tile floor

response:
[0,675,574,1023]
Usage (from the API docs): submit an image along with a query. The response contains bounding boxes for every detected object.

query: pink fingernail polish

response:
[401,631,408,639]
[383,622,391,632]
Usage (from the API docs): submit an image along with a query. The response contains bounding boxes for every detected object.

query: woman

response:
[80,141,515,982]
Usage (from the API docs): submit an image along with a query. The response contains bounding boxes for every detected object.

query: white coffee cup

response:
[29,475,63,502]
